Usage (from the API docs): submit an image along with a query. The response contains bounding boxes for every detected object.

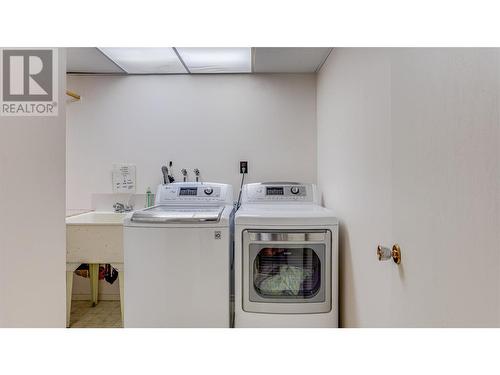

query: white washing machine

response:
[124,182,233,327]
[234,182,338,328]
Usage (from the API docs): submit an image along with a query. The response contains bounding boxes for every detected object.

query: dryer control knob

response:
[204,188,214,195]
[290,186,300,195]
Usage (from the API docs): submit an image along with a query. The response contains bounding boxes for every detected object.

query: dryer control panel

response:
[155,182,233,205]
[241,182,317,204]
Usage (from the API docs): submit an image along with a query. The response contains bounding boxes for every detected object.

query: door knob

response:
[377,244,402,264]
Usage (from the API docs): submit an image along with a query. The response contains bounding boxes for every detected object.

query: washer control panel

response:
[178,186,221,198]
[155,182,233,205]
[242,183,317,204]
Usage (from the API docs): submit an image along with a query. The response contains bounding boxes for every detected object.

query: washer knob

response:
[290,186,300,195]
[204,187,214,195]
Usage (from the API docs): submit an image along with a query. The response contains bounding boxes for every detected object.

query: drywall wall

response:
[317,48,500,327]
[317,49,393,327]
[66,73,317,299]
[66,74,317,209]
[0,49,66,327]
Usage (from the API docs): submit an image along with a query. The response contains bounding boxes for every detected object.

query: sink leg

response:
[89,264,99,306]
[66,271,74,328]
[118,271,124,325]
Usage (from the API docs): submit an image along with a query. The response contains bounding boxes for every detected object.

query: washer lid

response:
[130,205,224,223]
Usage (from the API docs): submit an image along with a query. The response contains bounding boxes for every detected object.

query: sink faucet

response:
[113,202,133,213]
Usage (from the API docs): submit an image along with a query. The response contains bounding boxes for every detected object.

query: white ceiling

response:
[66,47,332,74]
[66,48,124,73]
[253,48,331,73]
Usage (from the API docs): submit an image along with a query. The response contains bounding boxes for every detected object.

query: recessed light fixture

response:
[176,47,252,73]
[99,48,187,74]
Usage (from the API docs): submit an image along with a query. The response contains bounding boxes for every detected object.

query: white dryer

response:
[124,182,233,327]
[234,182,338,328]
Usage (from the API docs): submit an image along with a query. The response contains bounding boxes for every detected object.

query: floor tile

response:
[69,300,123,328]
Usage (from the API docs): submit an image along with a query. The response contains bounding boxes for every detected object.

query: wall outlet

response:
[240,161,248,174]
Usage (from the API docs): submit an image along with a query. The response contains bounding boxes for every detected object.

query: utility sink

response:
[66,211,126,264]
[65,210,126,327]
[66,211,127,225]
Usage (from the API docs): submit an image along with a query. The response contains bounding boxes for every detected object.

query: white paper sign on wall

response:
[112,163,136,193]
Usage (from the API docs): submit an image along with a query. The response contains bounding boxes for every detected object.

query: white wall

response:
[317,48,500,327]
[0,49,66,327]
[317,49,393,327]
[67,73,316,299]
[66,74,317,209]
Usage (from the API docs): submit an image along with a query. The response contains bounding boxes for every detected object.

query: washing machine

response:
[234,182,338,328]
[124,182,233,327]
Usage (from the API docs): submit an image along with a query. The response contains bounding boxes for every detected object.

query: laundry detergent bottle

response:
[146,187,153,207]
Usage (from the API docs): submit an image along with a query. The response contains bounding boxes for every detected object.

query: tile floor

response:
[69,300,122,328]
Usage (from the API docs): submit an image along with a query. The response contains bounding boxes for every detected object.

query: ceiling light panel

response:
[176,48,252,73]
[99,48,187,74]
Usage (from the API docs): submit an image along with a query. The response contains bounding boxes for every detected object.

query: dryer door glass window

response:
[253,247,321,299]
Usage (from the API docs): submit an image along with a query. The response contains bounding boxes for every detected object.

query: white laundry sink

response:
[66,211,127,225]
[66,211,126,263]
[65,210,126,327]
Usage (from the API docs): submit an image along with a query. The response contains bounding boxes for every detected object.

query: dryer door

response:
[242,230,332,314]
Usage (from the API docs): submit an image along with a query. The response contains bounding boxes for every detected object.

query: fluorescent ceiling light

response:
[176,48,252,73]
[99,48,187,74]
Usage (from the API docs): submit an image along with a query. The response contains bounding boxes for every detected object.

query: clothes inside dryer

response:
[253,247,321,298]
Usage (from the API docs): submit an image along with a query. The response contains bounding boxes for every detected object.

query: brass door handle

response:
[377,244,402,264]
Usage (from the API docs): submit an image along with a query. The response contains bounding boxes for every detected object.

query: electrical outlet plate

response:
[240,161,248,174]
